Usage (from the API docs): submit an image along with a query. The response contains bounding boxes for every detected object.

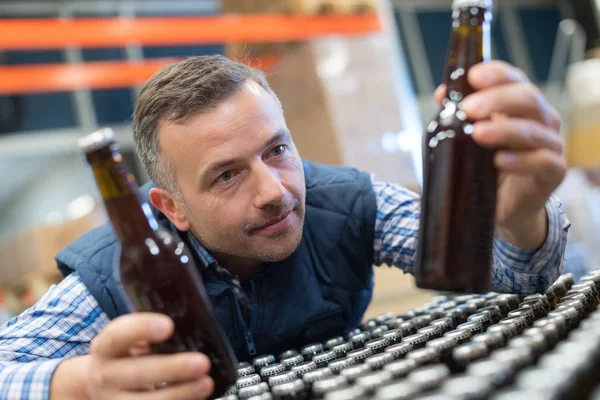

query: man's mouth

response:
[252,210,293,234]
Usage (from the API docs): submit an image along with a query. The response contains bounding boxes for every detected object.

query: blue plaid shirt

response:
[0,181,570,400]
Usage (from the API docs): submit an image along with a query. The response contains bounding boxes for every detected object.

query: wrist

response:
[50,356,91,400]
[496,207,548,251]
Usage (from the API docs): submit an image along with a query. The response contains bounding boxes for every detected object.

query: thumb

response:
[434,84,446,106]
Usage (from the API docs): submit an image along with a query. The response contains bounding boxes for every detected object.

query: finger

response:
[495,149,567,185]
[473,117,564,154]
[90,313,173,358]
[434,84,446,106]
[122,377,214,400]
[93,352,210,390]
[461,82,560,129]
[129,341,151,357]
[468,60,530,89]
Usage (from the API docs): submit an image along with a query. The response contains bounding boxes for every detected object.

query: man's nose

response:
[253,164,285,209]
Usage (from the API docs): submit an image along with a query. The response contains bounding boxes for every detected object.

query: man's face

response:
[158,81,306,271]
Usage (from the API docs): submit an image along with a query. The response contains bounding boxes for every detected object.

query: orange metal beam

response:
[0,56,281,94]
[0,15,381,50]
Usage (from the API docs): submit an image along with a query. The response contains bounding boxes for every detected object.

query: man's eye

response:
[272,145,286,156]
[218,171,233,182]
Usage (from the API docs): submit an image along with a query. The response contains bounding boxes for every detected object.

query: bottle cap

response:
[452,0,493,10]
[300,343,324,360]
[78,128,114,152]
[355,371,393,393]
[302,367,333,385]
[324,386,366,400]
[373,381,420,400]
[252,354,276,370]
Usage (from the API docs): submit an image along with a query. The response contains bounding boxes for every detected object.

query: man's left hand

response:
[434,60,566,250]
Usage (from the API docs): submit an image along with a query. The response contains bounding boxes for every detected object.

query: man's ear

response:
[148,187,191,232]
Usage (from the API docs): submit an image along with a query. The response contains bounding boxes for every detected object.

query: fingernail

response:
[149,318,170,336]
[461,95,485,115]
[196,381,208,396]
[196,378,213,396]
[190,354,207,372]
[471,67,494,85]
[474,121,495,136]
[504,153,517,164]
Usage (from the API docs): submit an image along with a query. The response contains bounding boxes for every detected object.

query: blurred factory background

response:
[0,0,598,324]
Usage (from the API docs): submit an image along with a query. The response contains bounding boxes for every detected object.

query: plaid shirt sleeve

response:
[0,272,109,400]
[372,181,570,294]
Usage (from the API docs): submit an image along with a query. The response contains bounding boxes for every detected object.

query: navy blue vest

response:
[56,160,378,361]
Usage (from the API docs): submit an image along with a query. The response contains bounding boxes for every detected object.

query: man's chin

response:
[253,233,303,263]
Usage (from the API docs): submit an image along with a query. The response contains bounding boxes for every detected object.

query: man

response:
[0,55,569,399]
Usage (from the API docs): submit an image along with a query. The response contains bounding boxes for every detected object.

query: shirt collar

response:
[185,230,217,268]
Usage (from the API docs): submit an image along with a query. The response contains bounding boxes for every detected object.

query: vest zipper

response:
[231,284,257,356]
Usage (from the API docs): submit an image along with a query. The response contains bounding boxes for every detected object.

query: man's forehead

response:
[157,80,285,168]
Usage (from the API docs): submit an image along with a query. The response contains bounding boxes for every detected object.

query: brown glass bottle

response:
[79,128,238,397]
[415,0,497,293]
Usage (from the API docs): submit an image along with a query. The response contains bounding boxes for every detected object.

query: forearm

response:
[0,359,63,400]
[495,206,548,251]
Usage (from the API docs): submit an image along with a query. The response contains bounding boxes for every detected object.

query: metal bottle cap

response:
[408,364,451,391]
[365,353,395,370]
[402,333,428,349]
[238,382,268,399]
[373,381,420,400]
[253,354,276,369]
[236,373,262,389]
[302,367,333,385]
[78,127,114,151]
[371,326,389,339]
[324,386,366,400]
[325,337,345,350]
[301,343,324,360]
[290,361,318,377]
[271,379,305,397]
[430,317,455,334]
[384,342,414,360]
[281,354,304,370]
[383,358,419,379]
[328,357,356,374]
[350,332,371,349]
[365,338,390,354]
[268,371,297,387]
[444,328,472,345]
[346,347,374,363]
[260,363,286,379]
[313,350,337,368]
[237,365,256,377]
[332,342,354,359]
[452,0,493,10]
[472,331,505,350]
[278,349,300,360]
[381,329,403,345]
[312,376,348,397]
[406,347,439,365]
[417,325,443,341]
[355,371,393,393]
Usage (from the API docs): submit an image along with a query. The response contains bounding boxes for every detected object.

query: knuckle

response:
[539,150,555,167]
[91,367,107,387]
[523,83,542,105]
[127,365,145,384]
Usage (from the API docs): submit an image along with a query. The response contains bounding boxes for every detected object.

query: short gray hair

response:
[132,55,280,196]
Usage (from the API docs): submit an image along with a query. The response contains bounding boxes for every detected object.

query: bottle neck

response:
[88,147,158,244]
[444,6,492,102]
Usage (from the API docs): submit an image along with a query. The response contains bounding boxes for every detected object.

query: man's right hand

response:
[51,312,214,400]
